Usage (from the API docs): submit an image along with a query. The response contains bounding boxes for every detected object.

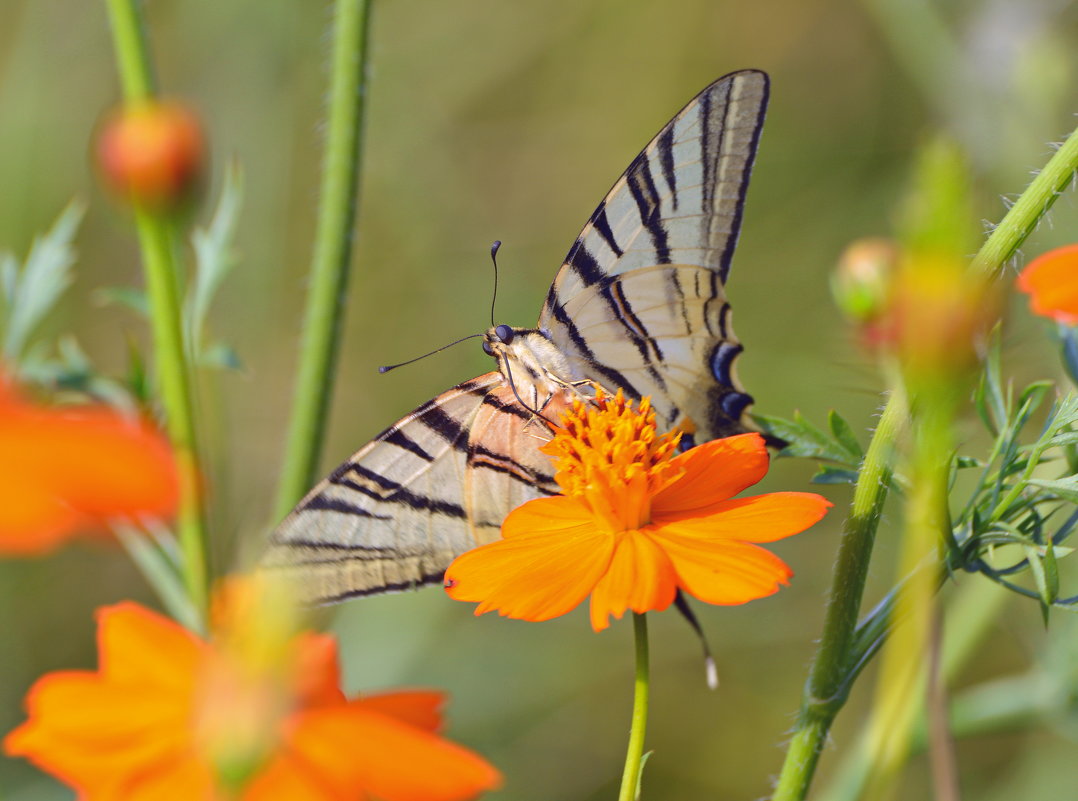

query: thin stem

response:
[971,124,1078,274]
[105,0,208,623]
[104,0,155,100]
[771,390,906,801]
[618,613,650,801]
[274,0,374,519]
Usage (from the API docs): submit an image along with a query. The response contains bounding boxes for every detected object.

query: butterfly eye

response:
[482,341,494,356]
[495,324,514,344]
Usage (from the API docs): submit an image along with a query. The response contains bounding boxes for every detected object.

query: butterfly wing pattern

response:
[264,70,770,603]
[540,69,768,446]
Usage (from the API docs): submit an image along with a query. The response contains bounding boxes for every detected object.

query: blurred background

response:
[2,0,1078,798]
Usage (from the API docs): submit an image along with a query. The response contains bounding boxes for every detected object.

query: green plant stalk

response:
[972,124,1078,274]
[771,389,906,801]
[618,613,650,801]
[862,391,953,801]
[769,121,1078,801]
[105,0,208,622]
[274,0,374,519]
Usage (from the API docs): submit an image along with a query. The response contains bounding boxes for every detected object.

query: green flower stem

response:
[105,0,208,622]
[771,389,906,801]
[618,613,650,801]
[972,123,1078,274]
[105,0,154,100]
[273,0,374,520]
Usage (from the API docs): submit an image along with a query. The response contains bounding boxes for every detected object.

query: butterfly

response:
[264,70,770,604]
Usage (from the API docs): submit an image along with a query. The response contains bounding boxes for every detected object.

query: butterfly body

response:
[266,70,770,604]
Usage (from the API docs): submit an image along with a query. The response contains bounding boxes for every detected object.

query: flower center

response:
[542,389,682,532]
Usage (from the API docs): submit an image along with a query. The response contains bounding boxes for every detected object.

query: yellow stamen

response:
[542,389,682,532]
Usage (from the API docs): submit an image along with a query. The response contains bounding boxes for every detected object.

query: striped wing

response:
[265,373,562,603]
[539,69,768,445]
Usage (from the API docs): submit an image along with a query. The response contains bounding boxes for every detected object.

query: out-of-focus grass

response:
[1,1,1076,798]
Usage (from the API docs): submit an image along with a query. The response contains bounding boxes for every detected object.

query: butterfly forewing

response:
[539,70,768,443]
[265,373,562,603]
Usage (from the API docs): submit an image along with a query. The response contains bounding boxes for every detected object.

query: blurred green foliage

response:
[1,0,1077,799]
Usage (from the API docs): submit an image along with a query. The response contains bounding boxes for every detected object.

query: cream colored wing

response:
[264,373,562,603]
[538,70,768,445]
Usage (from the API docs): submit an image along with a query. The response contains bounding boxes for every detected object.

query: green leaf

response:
[186,164,243,360]
[812,465,859,485]
[1027,477,1078,504]
[3,202,85,363]
[199,341,243,371]
[828,409,864,460]
[754,411,860,465]
[95,286,149,316]
[974,328,1006,436]
[954,455,982,469]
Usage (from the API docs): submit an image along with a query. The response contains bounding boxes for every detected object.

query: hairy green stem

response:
[972,124,1078,274]
[274,0,374,519]
[618,613,650,801]
[771,390,906,801]
[105,0,208,623]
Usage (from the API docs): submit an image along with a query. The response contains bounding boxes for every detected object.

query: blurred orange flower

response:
[0,381,179,554]
[1017,244,1078,325]
[4,600,501,801]
[445,391,831,632]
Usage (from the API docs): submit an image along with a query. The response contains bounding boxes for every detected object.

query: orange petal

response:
[290,632,346,708]
[653,492,831,543]
[588,530,678,632]
[1016,244,1078,324]
[248,704,501,801]
[4,672,193,793]
[650,531,794,605]
[356,691,445,733]
[97,602,203,692]
[445,500,614,623]
[499,495,594,538]
[652,433,769,516]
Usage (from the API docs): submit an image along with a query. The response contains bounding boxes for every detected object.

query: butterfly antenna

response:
[378,334,485,374]
[489,240,501,328]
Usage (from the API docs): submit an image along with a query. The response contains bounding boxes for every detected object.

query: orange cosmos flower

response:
[0,380,179,554]
[4,600,500,801]
[1016,244,1078,325]
[445,390,831,632]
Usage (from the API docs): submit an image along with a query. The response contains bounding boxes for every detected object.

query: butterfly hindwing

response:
[265,373,562,603]
[539,69,768,443]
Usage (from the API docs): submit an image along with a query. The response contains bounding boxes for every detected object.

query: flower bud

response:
[832,238,899,326]
[96,100,204,209]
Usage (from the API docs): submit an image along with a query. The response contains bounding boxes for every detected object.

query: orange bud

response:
[96,100,204,209]
[1016,244,1078,326]
[832,238,899,325]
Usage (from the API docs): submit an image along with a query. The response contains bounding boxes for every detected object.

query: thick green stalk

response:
[771,390,906,801]
[618,613,650,801]
[105,0,208,622]
[274,0,374,519]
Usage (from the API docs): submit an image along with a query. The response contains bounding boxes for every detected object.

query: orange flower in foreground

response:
[1017,244,1078,325]
[0,381,179,554]
[445,391,831,632]
[4,600,500,801]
